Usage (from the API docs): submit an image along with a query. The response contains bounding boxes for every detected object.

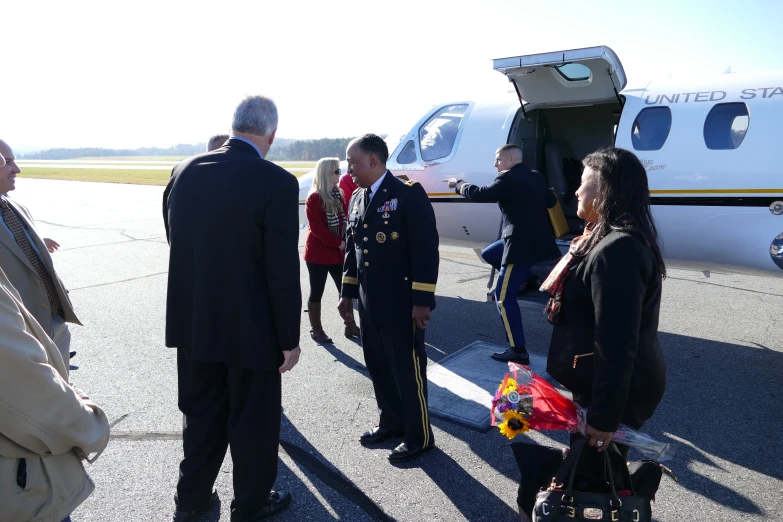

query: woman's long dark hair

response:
[576,147,666,277]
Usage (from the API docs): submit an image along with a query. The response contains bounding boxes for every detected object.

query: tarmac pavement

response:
[11,178,782,521]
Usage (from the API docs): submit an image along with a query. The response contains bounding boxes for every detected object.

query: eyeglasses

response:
[333,170,341,175]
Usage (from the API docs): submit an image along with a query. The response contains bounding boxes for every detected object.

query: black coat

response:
[341,172,439,326]
[547,231,666,432]
[163,139,301,371]
[457,164,560,266]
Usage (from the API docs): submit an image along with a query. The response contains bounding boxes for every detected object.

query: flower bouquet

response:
[491,363,676,461]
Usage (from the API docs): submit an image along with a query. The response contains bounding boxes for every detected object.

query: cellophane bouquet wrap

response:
[491,363,675,461]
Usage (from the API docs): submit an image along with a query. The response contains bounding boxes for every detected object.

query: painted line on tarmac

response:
[69,271,168,291]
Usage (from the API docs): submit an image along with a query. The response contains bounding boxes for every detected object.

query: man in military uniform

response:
[446,144,560,365]
[338,134,439,463]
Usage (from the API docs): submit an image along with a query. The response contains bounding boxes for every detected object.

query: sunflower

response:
[498,377,518,396]
[498,410,530,439]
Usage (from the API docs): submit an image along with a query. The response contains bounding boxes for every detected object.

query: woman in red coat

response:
[304,158,361,342]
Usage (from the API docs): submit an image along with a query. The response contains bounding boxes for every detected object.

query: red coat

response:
[303,192,345,265]
[338,173,359,216]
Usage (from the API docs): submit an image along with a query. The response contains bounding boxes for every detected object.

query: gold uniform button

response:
[364,262,369,267]
[363,224,368,228]
[384,221,388,224]
[363,249,368,254]
[363,237,368,241]
[404,277,408,281]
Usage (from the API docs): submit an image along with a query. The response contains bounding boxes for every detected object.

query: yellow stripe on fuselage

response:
[301,189,783,204]
[649,188,783,195]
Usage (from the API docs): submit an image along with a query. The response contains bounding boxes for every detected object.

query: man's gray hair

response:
[207,134,229,152]
[231,95,278,136]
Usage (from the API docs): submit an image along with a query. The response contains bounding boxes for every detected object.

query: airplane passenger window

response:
[419,104,468,161]
[554,63,591,82]
[631,107,672,151]
[396,140,417,164]
[704,103,749,150]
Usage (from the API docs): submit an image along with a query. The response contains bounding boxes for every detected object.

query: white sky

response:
[3,0,781,151]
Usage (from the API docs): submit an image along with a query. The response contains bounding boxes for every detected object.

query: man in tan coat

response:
[0,266,109,522]
[0,139,81,368]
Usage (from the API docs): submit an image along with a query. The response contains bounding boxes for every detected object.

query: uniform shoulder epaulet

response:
[404,180,420,187]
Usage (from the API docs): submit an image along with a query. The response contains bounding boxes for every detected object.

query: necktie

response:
[364,188,372,209]
[0,199,62,316]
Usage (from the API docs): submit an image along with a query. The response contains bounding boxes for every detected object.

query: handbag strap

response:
[556,437,623,508]
[553,437,587,485]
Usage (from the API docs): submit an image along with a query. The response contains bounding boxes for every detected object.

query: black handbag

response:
[533,438,651,522]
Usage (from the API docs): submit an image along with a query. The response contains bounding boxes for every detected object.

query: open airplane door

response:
[492,46,627,107]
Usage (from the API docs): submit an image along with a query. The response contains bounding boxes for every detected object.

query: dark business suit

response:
[342,172,439,449]
[163,138,301,517]
[457,164,559,350]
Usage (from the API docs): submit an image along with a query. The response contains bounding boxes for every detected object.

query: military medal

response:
[391,231,399,240]
[376,232,386,243]
[382,212,390,218]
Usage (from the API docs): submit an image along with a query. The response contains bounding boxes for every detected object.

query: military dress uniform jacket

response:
[341,173,438,326]
[457,164,560,267]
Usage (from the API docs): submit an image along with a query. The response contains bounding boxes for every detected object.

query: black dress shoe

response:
[240,490,292,521]
[491,348,530,365]
[388,442,434,463]
[173,490,219,522]
[360,426,405,446]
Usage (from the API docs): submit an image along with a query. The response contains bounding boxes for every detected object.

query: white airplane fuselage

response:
[299,47,783,277]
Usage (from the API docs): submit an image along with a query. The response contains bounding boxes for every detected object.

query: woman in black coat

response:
[516,147,667,521]
[543,146,667,449]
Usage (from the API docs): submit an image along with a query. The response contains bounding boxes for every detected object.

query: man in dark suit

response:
[164,95,301,522]
[338,134,439,463]
[447,144,559,364]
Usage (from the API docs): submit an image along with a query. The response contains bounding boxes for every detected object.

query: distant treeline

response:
[20,144,207,160]
[21,136,385,161]
[269,138,354,162]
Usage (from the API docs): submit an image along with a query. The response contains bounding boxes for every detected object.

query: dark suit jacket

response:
[163,139,301,371]
[341,173,439,326]
[547,231,666,432]
[457,164,560,266]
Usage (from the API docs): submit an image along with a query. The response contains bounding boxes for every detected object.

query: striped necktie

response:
[0,199,63,316]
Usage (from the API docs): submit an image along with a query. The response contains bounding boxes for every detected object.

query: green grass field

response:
[62,156,317,169]
[69,156,188,162]
[19,165,310,186]
[19,168,172,185]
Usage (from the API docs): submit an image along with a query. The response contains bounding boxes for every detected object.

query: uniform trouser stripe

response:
[362,322,431,447]
[412,335,430,448]
[497,264,516,348]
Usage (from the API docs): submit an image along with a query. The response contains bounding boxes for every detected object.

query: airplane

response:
[299,45,783,279]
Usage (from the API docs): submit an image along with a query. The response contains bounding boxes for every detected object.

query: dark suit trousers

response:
[176,347,281,516]
[360,322,433,448]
